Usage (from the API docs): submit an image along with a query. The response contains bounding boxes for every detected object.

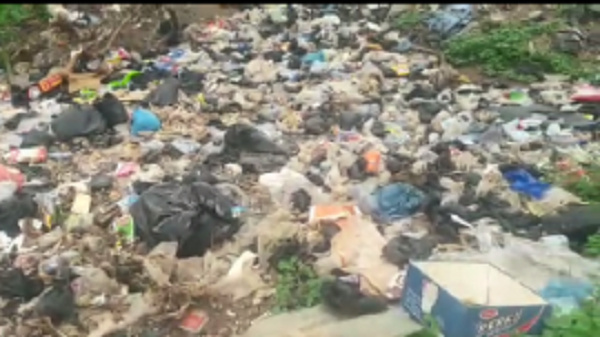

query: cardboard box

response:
[400,261,552,337]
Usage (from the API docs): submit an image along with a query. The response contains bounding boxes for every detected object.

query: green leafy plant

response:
[584,234,600,258]
[443,21,595,82]
[0,5,49,82]
[406,314,441,337]
[558,4,600,24]
[533,287,600,337]
[544,163,600,256]
[274,256,323,312]
[409,290,600,337]
[394,11,425,32]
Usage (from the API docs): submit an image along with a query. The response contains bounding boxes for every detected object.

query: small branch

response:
[96,14,131,56]
[96,5,143,56]
[1,49,13,85]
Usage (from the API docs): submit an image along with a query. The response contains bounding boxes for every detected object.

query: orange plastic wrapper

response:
[38,73,64,93]
[363,149,381,174]
[309,204,361,224]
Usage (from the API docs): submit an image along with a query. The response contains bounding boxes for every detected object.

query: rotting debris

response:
[0,4,599,337]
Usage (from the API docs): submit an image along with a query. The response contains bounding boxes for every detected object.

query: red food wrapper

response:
[115,162,139,178]
[0,164,25,189]
[179,309,209,333]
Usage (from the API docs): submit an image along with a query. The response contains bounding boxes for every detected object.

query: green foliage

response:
[544,164,600,256]
[394,11,425,32]
[534,288,600,337]
[0,5,48,41]
[413,290,600,337]
[406,314,441,337]
[0,5,49,78]
[584,234,600,258]
[564,179,600,204]
[274,256,323,312]
[558,4,600,23]
[443,21,595,82]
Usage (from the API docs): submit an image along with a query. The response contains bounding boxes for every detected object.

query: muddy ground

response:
[170,4,237,26]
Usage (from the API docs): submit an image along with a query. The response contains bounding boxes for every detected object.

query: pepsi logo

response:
[480,309,499,320]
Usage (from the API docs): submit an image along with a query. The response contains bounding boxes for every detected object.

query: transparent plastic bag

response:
[258,168,329,210]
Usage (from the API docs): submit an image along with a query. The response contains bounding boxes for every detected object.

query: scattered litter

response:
[0,4,597,337]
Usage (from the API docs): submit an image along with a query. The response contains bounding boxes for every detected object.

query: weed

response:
[553,166,600,203]
[583,234,600,257]
[543,163,600,256]
[443,21,595,82]
[533,287,600,337]
[406,314,441,337]
[273,256,323,312]
[559,4,600,24]
[394,11,425,32]
[0,5,49,81]
[412,290,600,337]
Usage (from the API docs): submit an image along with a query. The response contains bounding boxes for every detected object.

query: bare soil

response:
[169,5,237,26]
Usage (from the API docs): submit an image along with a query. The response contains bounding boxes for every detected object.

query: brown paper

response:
[67,73,103,93]
[330,216,398,296]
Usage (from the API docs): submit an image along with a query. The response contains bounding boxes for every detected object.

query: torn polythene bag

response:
[128,180,243,258]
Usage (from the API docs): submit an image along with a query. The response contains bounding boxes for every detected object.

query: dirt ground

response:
[169,4,238,26]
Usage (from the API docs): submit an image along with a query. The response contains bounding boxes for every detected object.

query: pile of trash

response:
[1,4,600,337]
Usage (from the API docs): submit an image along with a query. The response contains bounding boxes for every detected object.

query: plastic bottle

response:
[28,74,64,100]
[4,147,48,164]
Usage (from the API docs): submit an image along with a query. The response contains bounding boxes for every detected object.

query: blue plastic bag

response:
[370,183,425,222]
[502,169,550,200]
[540,278,593,314]
[131,108,161,136]
[302,51,326,65]
[427,4,473,38]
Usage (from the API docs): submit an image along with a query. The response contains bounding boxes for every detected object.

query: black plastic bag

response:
[33,282,77,324]
[157,8,180,47]
[4,111,29,130]
[50,104,106,141]
[94,93,129,127]
[382,235,436,267]
[145,77,180,107]
[290,189,311,212]
[0,268,44,300]
[224,123,287,155]
[0,193,38,237]
[542,205,600,246]
[20,128,55,148]
[178,69,205,95]
[129,181,241,257]
[321,278,388,317]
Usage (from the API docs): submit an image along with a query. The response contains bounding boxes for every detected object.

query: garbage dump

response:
[0,3,600,337]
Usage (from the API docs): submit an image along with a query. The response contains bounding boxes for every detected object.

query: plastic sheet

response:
[432,234,600,291]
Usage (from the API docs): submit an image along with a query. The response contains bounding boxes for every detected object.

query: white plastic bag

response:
[258,168,329,210]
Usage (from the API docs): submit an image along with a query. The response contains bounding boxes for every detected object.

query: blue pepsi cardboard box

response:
[400,261,552,337]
